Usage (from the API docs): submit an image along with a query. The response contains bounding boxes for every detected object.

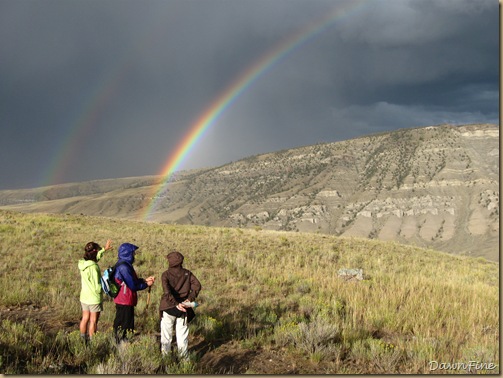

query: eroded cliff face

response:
[0,124,498,260]
[163,124,498,260]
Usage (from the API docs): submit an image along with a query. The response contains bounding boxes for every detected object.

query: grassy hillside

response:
[0,210,498,374]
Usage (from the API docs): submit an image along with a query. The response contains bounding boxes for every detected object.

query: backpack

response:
[101,262,126,298]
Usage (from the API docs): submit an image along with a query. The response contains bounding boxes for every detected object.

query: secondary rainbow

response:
[40,66,129,187]
[41,13,170,188]
[142,1,365,220]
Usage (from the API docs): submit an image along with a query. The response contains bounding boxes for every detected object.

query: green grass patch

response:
[0,210,498,374]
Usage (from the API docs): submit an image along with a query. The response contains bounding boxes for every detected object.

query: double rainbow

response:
[142,1,364,221]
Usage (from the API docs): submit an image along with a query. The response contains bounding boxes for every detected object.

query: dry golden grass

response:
[0,210,498,374]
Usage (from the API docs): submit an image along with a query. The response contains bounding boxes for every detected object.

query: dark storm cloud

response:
[0,0,498,190]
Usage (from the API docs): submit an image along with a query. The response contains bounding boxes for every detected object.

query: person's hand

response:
[145,276,155,286]
[104,239,112,251]
[176,303,187,312]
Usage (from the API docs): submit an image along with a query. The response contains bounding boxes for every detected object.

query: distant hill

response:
[0,123,498,261]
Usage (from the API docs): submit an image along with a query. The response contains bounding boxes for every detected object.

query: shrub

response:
[0,319,46,374]
[91,334,165,374]
[274,316,340,361]
[350,337,404,373]
[191,314,224,341]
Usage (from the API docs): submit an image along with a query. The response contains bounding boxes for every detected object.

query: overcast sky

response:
[0,0,498,190]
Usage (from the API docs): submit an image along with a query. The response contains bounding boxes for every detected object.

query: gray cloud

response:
[0,0,498,190]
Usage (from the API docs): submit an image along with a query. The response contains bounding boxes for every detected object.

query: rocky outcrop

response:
[210,124,498,260]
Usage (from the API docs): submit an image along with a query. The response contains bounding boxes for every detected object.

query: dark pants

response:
[114,304,135,342]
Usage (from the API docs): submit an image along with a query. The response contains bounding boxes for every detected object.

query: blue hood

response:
[118,243,138,264]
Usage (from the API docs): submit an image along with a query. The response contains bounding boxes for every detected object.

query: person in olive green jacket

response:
[78,239,112,342]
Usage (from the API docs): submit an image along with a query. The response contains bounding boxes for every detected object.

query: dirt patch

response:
[0,303,77,335]
[196,341,258,374]
[193,339,340,374]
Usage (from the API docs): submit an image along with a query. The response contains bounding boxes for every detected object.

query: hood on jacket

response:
[78,258,96,271]
[118,243,139,264]
[166,251,184,268]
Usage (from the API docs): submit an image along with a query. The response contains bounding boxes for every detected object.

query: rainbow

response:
[41,11,169,188]
[142,0,365,221]
[40,64,131,187]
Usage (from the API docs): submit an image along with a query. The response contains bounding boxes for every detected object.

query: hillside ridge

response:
[0,123,498,260]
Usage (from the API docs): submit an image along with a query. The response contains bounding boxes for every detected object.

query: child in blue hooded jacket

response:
[112,242,155,342]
